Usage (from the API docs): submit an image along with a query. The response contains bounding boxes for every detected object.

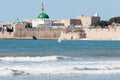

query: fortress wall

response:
[85,28,120,40]
[0,32,14,39]
[2,21,120,40]
[14,28,61,39]
[63,32,81,40]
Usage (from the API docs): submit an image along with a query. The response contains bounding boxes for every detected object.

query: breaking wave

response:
[0,56,120,76]
[0,56,71,62]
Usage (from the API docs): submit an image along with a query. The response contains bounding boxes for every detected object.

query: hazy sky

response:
[0,0,120,21]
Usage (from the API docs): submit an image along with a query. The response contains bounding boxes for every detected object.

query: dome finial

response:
[41,2,44,13]
[38,2,49,19]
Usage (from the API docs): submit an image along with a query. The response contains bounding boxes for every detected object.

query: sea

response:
[0,40,120,80]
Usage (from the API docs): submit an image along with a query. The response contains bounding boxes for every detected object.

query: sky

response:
[0,0,120,21]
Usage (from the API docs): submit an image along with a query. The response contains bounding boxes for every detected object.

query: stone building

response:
[0,22,14,32]
[53,19,81,27]
[77,13,100,27]
[53,13,100,28]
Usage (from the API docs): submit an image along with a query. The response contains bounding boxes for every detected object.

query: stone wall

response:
[14,23,86,40]
[14,29,61,39]
[63,29,86,40]
[1,22,120,40]
[63,32,81,40]
[85,27,120,40]
[0,32,14,39]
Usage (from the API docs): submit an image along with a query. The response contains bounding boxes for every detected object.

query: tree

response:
[99,20,108,28]
[108,17,120,25]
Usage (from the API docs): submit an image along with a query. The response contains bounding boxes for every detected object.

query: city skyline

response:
[0,0,120,21]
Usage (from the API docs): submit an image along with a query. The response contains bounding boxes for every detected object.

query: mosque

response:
[24,3,101,28]
[32,3,53,27]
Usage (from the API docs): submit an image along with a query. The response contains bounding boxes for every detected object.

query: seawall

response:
[85,27,120,40]
[0,32,14,39]
[14,29,62,40]
[1,22,120,40]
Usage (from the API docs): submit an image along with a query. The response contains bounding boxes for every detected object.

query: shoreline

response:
[0,38,120,41]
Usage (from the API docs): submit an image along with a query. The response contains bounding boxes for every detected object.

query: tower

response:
[41,3,44,13]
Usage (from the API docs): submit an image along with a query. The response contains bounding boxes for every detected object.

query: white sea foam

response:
[1,58,120,76]
[0,69,13,76]
[0,56,70,62]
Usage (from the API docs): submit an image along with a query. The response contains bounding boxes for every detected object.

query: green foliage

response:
[99,20,108,28]
[108,16,120,25]
[98,16,120,27]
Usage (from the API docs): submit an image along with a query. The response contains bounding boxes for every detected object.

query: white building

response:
[32,3,53,27]
[32,19,53,27]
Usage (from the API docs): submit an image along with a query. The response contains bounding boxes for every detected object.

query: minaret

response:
[41,3,44,13]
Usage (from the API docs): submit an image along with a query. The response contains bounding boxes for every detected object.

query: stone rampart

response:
[1,22,120,40]
[0,32,14,39]
[85,27,120,40]
[14,28,62,39]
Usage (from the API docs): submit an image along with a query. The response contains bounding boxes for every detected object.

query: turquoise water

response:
[0,40,120,80]
[0,40,120,57]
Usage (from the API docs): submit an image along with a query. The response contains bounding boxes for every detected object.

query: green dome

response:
[38,13,49,19]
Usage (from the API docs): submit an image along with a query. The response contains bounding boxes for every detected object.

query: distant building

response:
[77,13,100,27]
[32,3,53,27]
[0,22,14,32]
[24,3,101,29]
[53,19,82,27]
